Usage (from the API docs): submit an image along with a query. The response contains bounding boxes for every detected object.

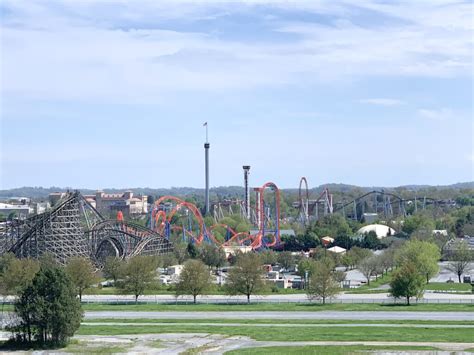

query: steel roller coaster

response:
[333,190,452,221]
[149,181,281,249]
[295,177,454,224]
[296,177,334,225]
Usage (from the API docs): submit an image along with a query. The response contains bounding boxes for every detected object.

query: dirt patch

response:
[2,333,474,354]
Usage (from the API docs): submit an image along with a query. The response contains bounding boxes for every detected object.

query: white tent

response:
[357,224,396,239]
[327,246,346,254]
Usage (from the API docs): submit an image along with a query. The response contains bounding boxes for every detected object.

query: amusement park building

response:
[49,191,148,216]
[0,202,31,219]
[94,191,148,215]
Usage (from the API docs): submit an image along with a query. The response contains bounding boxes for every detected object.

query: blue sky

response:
[0,0,472,189]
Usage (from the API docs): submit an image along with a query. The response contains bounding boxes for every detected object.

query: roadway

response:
[77,292,474,304]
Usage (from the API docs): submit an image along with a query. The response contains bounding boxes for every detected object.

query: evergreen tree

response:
[187,242,199,259]
[13,265,82,345]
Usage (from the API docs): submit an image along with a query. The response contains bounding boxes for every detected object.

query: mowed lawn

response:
[226,345,441,354]
[78,302,474,312]
[77,324,474,343]
[83,318,474,325]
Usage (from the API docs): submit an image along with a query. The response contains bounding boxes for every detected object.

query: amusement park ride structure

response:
[149,181,281,249]
[296,177,334,225]
[0,173,454,264]
[1,192,172,265]
[295,177,450,223]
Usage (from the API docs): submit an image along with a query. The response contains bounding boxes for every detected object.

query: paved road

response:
[83,322,474,328]
[77,292,474,304]
[3,292,473,304]
[84,311,474,321]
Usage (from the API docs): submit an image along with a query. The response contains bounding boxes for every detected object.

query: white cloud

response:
[359,98,405,106]
[417,108,455,121]
[0,1,472,103]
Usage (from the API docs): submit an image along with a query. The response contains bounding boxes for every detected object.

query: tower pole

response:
[243,166,251,220]
[203,122,210,215]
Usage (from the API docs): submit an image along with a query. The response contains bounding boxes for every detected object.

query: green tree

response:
[103,257,124,284]
[175,259,213,304]
[118,256,158,303]
[173,241,189,264]
[345,247,371,270]
[199,243,227,270]
[447,240,473,282]
[162,253,178,268]
[13,265,82,345]
[282,232,321,251]
[1,257,40,296]
[65,257,98,301]
[260,250,278,265]
[402,214,435,235]
[38,253,58,269]
[389,262,425,305]
[306,258,341,304]
[225,253,266,303]
[187,242,199,259]
[380,247,396,275]
[0,253,16,275]
[277,251,295,270]
[396,240,440,283]
[311,215,352,239]
[297,258,315,278]
[361,231,381,249]
[341,253,354,271]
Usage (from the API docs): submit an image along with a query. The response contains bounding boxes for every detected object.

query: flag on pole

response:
[203,122,207,126]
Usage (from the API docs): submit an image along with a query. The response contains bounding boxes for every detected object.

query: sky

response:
[0,0,473,190]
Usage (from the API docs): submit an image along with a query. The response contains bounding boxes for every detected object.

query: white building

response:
[0,203,31,219]
[357,224,396,239]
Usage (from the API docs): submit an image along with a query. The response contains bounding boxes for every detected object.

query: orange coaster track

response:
[148,182,281,249]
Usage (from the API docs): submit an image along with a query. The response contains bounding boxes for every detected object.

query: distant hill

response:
[1,182,472,200]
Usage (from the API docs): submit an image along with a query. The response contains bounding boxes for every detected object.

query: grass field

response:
[77,324,474,343]
[80,302,474,312]
[3,302,473,312]
[84,286,305,296]
[83,318,474,325]
[226,345,441,354]
[425,282,472,292]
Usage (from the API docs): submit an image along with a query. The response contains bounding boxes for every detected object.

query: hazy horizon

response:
[2,181,473,193]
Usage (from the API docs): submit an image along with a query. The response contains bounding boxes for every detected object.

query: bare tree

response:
[358,255,379,286]
[447,241,473,283]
